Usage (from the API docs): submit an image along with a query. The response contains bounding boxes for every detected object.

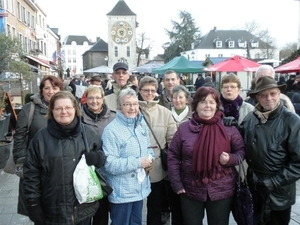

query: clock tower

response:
[107,0,137,69]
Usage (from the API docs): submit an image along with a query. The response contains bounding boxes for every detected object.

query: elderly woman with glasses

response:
[220,73,254,125]
[168,86,245,225]
[101,88,155,225]
[137,76,178,225]
[171,84,192,127]
[81,85,115,225]
[23,91,106,225]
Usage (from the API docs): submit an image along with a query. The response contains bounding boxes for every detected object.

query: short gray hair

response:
[171,85,191,100]
[255,65,275,81]
[117,89,138,110]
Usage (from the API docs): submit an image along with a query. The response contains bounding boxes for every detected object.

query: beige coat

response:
[139,100,177,183]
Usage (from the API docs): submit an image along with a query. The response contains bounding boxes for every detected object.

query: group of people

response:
[10,62,300,225]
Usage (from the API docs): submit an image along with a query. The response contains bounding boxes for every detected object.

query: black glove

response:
[223,116,238,127]
[27,199,45,224]
[85,151,106,167]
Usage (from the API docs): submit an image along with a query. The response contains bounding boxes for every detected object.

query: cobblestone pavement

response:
[1,169,300,225]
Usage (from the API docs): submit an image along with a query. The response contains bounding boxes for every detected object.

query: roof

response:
[203,57,230,66]
[107,0,136,16]
[62,35,94,45]
[85,39,108,53]
[194,29,261,49]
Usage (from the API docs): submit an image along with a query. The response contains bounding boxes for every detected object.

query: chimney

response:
[213,26,217,31]
[96,37,100,42]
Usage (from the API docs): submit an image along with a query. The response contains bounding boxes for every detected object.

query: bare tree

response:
[136,32,153,66]
[236,20,278,59]
[279,42,298,60]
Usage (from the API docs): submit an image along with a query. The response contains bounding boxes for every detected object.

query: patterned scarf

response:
[254,102,280,124]
[192,111,231,185]
[220,94,243,120]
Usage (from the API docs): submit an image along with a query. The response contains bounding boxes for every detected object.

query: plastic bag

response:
[73,154,103,204]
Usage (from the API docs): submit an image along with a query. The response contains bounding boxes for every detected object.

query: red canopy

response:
[204,55,261,72]
[274,57,300,73]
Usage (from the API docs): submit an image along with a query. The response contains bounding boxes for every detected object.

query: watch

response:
[111,21,133,44]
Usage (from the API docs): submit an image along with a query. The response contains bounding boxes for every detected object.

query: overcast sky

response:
[38,0,299,58]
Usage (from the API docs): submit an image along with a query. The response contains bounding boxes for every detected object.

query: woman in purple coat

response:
[168,86,245,225]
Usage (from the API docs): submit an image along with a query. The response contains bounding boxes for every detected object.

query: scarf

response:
[192,111,231,185]
[220,94,243,120]
[171,106,189,123]
[83,103,107,121]
[254,102,280,124]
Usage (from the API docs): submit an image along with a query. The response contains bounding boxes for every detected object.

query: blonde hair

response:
[84,85,104,98]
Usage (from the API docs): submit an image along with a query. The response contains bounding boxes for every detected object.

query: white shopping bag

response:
[73,154,103,204]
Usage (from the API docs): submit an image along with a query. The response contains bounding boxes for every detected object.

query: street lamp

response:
[104,56,108,66]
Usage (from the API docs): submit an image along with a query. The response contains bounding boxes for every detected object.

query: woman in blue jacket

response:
[102,89,155,225]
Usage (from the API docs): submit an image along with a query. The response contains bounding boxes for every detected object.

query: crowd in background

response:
[7,62,300,225]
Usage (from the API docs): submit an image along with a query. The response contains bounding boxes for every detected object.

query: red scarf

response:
[192,111,231,185]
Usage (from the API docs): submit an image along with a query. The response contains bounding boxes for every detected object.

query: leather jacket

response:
[240,102,300,210]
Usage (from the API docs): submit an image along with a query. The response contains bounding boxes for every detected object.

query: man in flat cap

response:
[104,62,132,111]
[240,76,300,225]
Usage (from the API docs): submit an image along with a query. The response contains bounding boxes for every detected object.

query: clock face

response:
[111,21,133,44]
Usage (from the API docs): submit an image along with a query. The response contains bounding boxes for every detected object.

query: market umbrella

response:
[204,55,261,72]
[274,57,300,73]
[83,65,113,74]
[153,56,205,74]
[130,62,164,73]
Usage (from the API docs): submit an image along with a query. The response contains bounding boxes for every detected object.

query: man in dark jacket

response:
[240,76,300,225]
[104,62,132,112]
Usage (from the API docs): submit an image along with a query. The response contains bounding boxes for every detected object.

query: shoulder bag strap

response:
[139,108,163,150]
[81,123,90,153]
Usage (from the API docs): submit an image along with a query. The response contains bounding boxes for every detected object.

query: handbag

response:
[140,109,168,171]
[73,154,103,204]
[4,102,35,176]
[232,155,255,225]
[81,124,113,197]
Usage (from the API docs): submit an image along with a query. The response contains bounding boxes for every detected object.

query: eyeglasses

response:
[121,103,139,108]
[87,96,103,101]
[53,106,74,112]
[222,85,238,90]
[256,91,279,99]
[199,100,216,105]
[141,89,156,94]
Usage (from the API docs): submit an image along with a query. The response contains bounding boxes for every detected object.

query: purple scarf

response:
[220,95,243,120]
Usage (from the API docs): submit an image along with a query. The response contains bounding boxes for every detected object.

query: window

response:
[72,50,76,55]
[24,37,27,53]
[114,46,118,57]
[205,54,210,58]
[127,46,130,57]
[6,24,10,36]
[218,54,223,57]
[228,41,234,48]
[27,11,30,26]
[68,58,71,63]
[21,6,25,22]
[251,42,259,48]
[67,50,71,55]
[17,2,21,20]
[216,41,222,48]
[28,40,32,52]
[12,27,15,37]
[31,15,35,29]
[44,43,46,55]
[73,58,76,63]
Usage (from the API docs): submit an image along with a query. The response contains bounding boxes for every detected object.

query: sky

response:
[38,0,300,58]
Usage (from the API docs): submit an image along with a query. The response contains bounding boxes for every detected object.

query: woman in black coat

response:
[23,91,106,225]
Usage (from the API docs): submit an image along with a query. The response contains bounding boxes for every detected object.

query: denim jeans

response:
[110,200,143,225]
